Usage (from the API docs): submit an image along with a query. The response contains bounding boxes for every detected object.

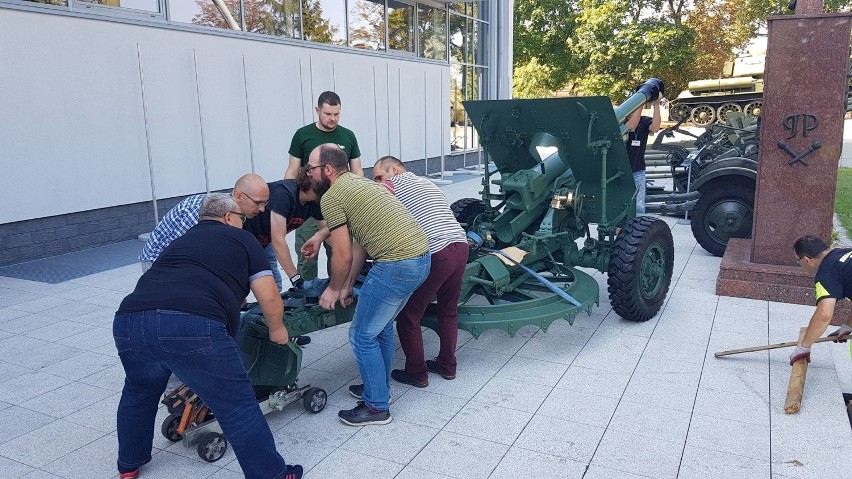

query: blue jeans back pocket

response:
[156,311,213,355]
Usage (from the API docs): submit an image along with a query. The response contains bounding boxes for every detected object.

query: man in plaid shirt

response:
[139,174,270,271]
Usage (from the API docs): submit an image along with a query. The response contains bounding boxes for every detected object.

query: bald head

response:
[232,173,269,219]
[373,156,406,182]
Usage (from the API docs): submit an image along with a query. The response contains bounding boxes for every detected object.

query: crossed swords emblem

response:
[777,139,821,165]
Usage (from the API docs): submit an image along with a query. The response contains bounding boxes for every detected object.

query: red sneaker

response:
[119,470,139,479]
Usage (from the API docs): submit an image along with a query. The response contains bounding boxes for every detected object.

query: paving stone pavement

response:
[0,174,850,479]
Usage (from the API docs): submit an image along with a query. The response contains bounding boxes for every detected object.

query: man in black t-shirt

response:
[624,97,661,214]
[788,235,852,365]
[113,193,302,479]
[243,172,326,290]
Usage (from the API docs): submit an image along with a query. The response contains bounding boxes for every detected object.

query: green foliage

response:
[513,58,554,99]
[513,0,583,91]
[514,0,852,101]
[568,0,695,101]
[836,168,852,237]
[301,0,340,44]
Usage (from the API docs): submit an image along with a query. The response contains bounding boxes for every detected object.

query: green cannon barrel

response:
[462,78,665,245]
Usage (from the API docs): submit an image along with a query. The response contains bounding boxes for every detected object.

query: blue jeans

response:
[350,253,431,411]
[113,310,289,479]
[265,244,283,290]
[633,170,646,215]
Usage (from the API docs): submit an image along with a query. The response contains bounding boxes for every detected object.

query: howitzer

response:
[420,79,675,338]
[238,80,674,343]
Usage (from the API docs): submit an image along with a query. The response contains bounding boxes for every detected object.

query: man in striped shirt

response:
[373,156,469,387]
[303,144,430,426]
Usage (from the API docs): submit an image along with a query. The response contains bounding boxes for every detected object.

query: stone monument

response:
[716,0,852,309]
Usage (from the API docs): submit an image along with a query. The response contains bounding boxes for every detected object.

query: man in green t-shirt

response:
[285,91,363,283]
[302,143,430,427]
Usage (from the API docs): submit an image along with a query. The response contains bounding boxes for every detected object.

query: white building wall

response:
[0,8,449,224]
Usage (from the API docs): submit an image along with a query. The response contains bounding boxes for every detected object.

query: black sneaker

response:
[283,464,303,479]
[349,383,394,401]
[426,359,456,380]
[391,369,428,388]
[348,384,364,399]
[338,401,392,426]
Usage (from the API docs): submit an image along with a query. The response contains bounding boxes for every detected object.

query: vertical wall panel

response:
[372,64,391,161]
[385,65,402,160]
[194,45,252,190]
[399,68,427,162]
[334,59,378,167]
[0,12,151,223]
[424,68,443,159]
[243,52,306,181]
[0,9,449,224]
[298,57,313,126]
[140,41,206,199]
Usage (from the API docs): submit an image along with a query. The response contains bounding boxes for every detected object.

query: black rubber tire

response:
[161,413,183,442]
[450,198,486,226]
[608,217,674,322]
[303,387,327,413]
[197,432,228,463]
[691,183,754,257]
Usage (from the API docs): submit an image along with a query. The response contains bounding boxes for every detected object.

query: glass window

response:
[348,0,385,50]
[387,0,414,53]
[250,0,301,38]
[417,4,446,61]
[448,13,465,64]
[170,0,242,29]
[474,20,488,66]
[20,0,68,6]
[77,0,160,13]
[302,0,346,45]
[448,1,464,14]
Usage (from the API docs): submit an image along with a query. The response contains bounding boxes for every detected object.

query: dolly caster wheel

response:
[197,432,228,462]
[161,413,183,442]
[303,387,327,413]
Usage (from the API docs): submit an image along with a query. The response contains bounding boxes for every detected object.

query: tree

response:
[514,0,584,91]
[568,0,695,101]
[348,0,385,50]
[512,58,554,98]
[302,0,342,45]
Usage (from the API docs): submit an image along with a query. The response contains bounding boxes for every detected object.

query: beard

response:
[312,172,332,199]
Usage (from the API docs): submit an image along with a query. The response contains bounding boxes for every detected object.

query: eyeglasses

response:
[241,191,268,208]
[228,211,247,224]
[306,164,326,173]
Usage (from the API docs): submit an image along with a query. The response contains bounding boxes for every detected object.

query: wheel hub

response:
[640,242,665,299]
[707,199,751,239]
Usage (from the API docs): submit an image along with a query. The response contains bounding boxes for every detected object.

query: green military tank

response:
[668,54,765,126]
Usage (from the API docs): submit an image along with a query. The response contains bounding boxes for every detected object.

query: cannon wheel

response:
[607,217,674,322]
[451,198,487,226]
[691,183,754,257]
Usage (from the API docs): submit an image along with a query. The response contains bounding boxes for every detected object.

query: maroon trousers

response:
[395,241,468,382]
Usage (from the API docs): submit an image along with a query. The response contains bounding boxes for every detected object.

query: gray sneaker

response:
[338,401,392,426]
